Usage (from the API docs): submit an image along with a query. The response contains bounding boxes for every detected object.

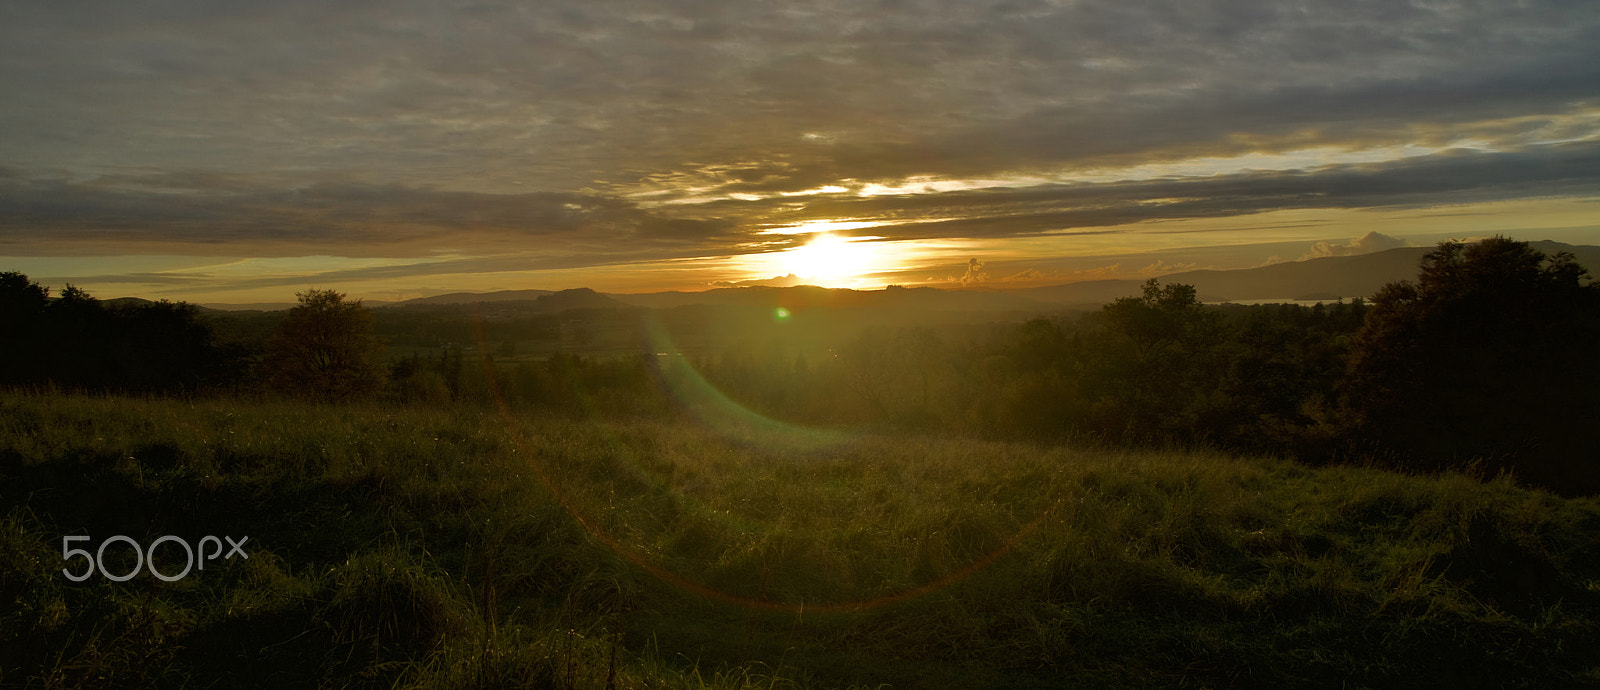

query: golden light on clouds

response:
[758,219,888,235]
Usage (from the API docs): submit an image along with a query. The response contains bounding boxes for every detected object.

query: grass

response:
[2,391,1598,688]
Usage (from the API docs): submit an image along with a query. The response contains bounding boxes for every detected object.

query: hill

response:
[527,287,634,313]
[611,240,1600,310]
[392,288,556,306]
[200,300,397,312]
[3,392,1597,688]
[607,284,1046,312]
[179,239,1599,316]
[385,287,634,317]
[1013,240,1600,304]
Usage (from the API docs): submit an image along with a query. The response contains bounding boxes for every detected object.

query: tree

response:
[112,299,232,391]
[1080,279,1226,444]
[1340,237,1600,494]
[1099,279,1208,357]
[266,289,384,401]
[1,272,48,377]
[40,284,118,388]
[1,274,239,392]
[0,271,48,316]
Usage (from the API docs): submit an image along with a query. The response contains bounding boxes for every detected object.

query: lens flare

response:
[466,307,1063,614]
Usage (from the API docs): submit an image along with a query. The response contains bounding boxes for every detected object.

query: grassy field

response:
[2,392,1599,688]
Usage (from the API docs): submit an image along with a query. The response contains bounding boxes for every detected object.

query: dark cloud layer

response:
[2,0,1598,272]
[0,174,734,256]
[669,140,1600,244]
[5,141,1600,263]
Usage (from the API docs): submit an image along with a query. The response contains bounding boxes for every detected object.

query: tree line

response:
[718,238,1596,494]
[3,237,1596,494]
[0,274,242,392]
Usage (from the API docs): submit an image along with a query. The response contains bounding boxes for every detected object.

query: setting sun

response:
[777,233,882,286]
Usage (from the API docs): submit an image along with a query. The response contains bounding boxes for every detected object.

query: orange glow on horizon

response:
[735,232,908,288]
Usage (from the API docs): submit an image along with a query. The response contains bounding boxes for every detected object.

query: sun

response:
[780,233,880,286]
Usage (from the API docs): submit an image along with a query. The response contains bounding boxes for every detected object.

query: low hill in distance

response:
[199,300,395,312]
[389,288,556,306]
[607,240,1598,311]
[191,239,1597,315]
[1009,240,1600,305]
[609,283,1047,312]
[385,287,634,317]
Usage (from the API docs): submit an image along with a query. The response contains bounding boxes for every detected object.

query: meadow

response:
[4,392,1598,688]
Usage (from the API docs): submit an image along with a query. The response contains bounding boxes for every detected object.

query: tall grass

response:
[2,391,1598,687]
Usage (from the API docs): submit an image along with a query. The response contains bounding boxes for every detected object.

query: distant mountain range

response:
[202,288,595,312]
[603,240,1600,311]
[387,287,633,315]
[396,288,555,305]
[1014,240,1600,306]
[605,284,1044,311]
[194,240,1598,313]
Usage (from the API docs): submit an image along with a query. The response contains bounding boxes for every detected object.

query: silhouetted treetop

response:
[0,273,236,391]
[0,271,48,316]
[1341,236,1600,494]
[1100,278,1211,356]
[266,289,384,401]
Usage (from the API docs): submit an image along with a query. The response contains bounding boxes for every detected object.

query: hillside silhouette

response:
[1013,240,1600,305]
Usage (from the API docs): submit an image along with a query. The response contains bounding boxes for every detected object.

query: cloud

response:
[958,258,988,286]
[1140,260,1204,276]
[3,0,1599,298]
[4,141,1598,272]
[31,272,206,286]
[736,140,1600,243]
[1303,231,1408,259]
[1072,263,1122,278]
[0,174,735,257]
[5,0,1598,198]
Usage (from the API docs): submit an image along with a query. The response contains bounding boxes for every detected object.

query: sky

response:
[3,0,1599,304]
